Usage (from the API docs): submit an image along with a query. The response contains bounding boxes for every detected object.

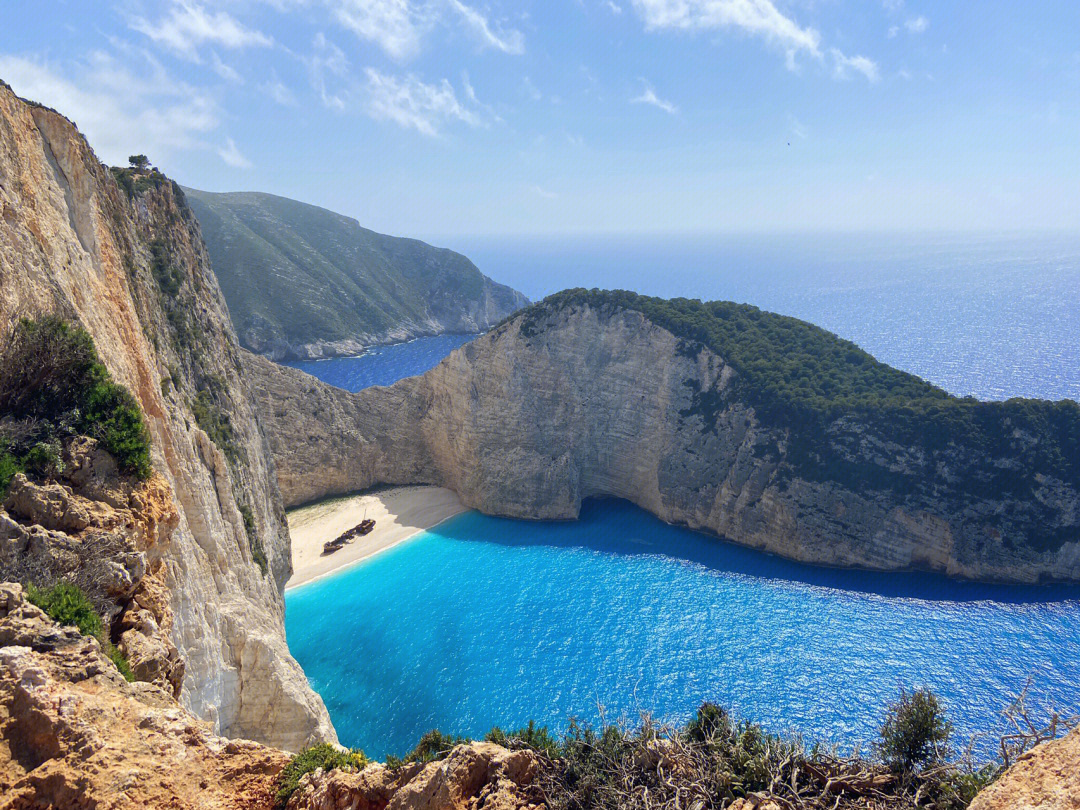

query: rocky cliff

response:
[0,81,332,749]
[184,188,528,360]
[246,291,1080,584]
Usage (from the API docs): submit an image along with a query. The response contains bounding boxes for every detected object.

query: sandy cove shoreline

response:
[285,485,467,589]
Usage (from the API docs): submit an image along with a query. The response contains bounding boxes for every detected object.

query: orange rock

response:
[970,728,1080,810]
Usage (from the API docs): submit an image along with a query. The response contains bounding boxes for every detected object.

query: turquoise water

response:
[285,500,1080,760]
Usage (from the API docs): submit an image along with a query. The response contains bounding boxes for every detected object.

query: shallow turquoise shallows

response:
[284,499,1080,760]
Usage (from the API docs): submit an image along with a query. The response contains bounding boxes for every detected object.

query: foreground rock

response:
[0,80,332,748]
[970,728,1080,810]
[0,583,289,809]
[247,293,1080,584]
[286,743,540,810]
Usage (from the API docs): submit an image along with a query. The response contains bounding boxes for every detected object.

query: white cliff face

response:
[247,303,1080,585]
[0,83,334,750]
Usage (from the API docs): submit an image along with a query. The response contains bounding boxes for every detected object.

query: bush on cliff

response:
[275,743,369,808]
[25,581,135,681]
[477,691,997,810]
[0,316,152,480]
[879,687,953,772]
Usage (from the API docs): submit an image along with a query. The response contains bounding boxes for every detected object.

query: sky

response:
[1,1,1078,239]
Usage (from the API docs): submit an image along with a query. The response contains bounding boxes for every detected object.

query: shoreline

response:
[285,485,468,590]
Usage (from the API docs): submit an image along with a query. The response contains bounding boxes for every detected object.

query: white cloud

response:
[630,0,822,60]
[0,52,219,164]
[262,79,297,105]
[831,49,880,82]
[210,52,243,83]
[217,137,253,168]
[531,185,558,199]
[130,2,273,59]
[362,68,483,135]
[323,0,524,59]
[328,0,424,58]
[305,33,349,110]
[629,0,879,82]
[905,16,929,33]
[521,75,543,101]
[446,0,524,54]
[605,1,623,14]
[887,25,899,38]
[631,80,677,114]
[788,114,807,139]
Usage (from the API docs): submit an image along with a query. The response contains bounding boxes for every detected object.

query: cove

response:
[284,499,1080,761]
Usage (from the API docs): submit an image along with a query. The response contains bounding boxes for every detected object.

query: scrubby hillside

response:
[184,188,528,359]
[246,289,1080,583]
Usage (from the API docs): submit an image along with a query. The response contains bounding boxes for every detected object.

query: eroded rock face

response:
[285,743,541,810]
[0,82,333,748]
[246,303,1080,584]
[969,728,1080,810]
[0,582,290,809]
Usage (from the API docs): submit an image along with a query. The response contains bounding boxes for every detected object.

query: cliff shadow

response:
[426,497,1080,605]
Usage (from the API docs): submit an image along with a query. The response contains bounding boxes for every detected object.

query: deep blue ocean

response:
[284,232,1080,760]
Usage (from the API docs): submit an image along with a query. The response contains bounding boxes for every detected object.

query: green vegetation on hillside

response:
[275,743,369,808]
[183,188,526,356]
[0,316,152,489]
[512,290,1080,517]
[285,688,1006,810]
[25,582,135,681]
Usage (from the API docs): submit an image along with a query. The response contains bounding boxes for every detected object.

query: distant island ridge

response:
[183,187,528,360]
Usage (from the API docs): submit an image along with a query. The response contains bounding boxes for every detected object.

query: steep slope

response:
[183,188,528,359]
[246,290,1080,583]
[0,81,333,749]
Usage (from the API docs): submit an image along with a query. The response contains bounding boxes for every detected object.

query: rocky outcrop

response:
[969,728,1080,810]
[286,744,540,810]
[0,580,540,809]
[1,438,184,695]
[0,82,332,748]
[0,582,290,809]
[246,298,1080,584]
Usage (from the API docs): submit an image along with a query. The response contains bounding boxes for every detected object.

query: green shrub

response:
[486,719,560,758]
[275,743,368,808]
[0,316,151,478]
[26,581,103,638]
[878,687,953,773]
[386,729,468,769]
[22,440,64,478]
[106,641,136,682]
[25,581,135,681]
[191,389,241,464]
[237,500,268,574]
[0,443,23,494]
[150,239,184,296]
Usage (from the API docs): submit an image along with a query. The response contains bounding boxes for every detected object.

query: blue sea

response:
[284,231,1080,760]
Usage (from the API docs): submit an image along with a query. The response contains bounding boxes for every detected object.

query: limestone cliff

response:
[0,81,332,749]
[247,292,1080,584]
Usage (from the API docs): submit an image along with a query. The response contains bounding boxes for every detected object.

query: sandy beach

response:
[285,485,467,589]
